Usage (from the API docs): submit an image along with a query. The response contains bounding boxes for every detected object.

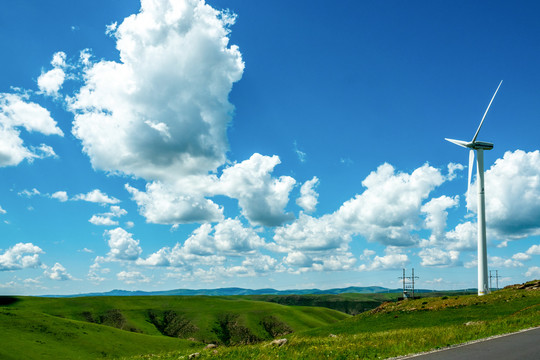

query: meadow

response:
[0,294,347,359]
[0,281,538,359]
[125,281,540,360]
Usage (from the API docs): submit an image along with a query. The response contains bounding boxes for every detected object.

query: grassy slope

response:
[135,283,540,360]
[237,293,400,315]
[0,295,348,359]
[0,307,197,360]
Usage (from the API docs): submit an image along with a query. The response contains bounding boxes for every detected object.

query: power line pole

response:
[411,268,419,298]
[399,268,407,298]
[398,268,419,299]
[489,270,501,291]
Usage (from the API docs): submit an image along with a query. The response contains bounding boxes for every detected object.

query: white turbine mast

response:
[445,80,502,296]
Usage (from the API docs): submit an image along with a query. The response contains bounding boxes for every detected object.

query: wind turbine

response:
[445,80,502,296]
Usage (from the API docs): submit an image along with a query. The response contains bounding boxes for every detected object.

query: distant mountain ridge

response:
[45,286,447,298]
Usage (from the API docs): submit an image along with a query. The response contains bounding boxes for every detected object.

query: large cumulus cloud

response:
[0,93,63,167]
[468,150,540,239]
[68,0,244,181]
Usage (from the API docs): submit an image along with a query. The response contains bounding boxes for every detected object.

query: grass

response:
[1,282,538,359]
[238,292,400,315]
[0,307,198,360]
[0,294,347,359]
[125,282,540,360]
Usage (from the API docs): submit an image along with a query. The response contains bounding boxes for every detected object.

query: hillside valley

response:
[0,281,538,359]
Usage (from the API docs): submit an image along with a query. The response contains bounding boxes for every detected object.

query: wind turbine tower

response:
[445,80,502,296]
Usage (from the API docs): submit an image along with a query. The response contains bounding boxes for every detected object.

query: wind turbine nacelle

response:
[471,141,494,150]
[445,138,494,150]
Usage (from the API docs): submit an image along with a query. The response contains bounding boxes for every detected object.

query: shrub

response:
[212,313,260,345]
[100,309,127,330]
[260,316,292,337]
[148,310,198,338]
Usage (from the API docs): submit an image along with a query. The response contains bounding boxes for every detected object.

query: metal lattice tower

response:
[399,268,419,299]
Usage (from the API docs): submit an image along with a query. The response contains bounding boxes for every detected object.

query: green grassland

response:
[1,283,539,360]
[124,282,540,360]
[238,292,400,315]
[0,295,348,359]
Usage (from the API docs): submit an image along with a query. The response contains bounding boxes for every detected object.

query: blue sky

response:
[1,0,539,295]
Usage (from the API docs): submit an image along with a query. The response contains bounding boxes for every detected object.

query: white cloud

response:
[525,266,540,278]
[0,93,63,135]
[31,144,58,159]
[468,150,540,239]
[359,248,409,271]
[334,163,445,246]
[489,256,524,268]
[137,219,263,267]
[117,270,150,284]
[89,205,127,226]
[445,221,477,251]
[74,189,119,204]
[273,213,349,252]
[108,206,127,217]
[18,188,40,197]
[214,218,264,253]
[526,244,540,255]
[23,278,41,285]
[0,92,63,167]
[136,247,173,267]
[424,277,444,285]
[0,243,43,271]
[421,195,459,243]
[283,251,313,268]
[51,191,68,202]
[87,262,106,283]
[0,205,6,214]
[45,262,73,281]
[105,227,142,261]
[126,181,223,224]
[464,257,477,268]
[360,249,376,260]
[68,0,244,181]
[51,52,67,68]
[38,69,65,96]
[219,154,296,226]
[233,254,280,276]
[512,252,531,261]
[296,176,319,213]
[273,162,447,267]
[312,252,357,272]
[127,153,296,227]
[293,141,306,163]
[419,248,460,267]
[182,223,215,256]
[105,22,118,36]
[89,216,118,226]
[447,162,465,181]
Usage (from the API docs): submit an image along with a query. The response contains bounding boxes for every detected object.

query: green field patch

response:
[124,282,540,360]
[0,294,347,359]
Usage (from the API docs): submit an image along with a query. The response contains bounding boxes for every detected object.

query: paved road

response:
[403,327,540,360]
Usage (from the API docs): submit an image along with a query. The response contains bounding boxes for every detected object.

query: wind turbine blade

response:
[445,138,470,148]
[467,149,474,207]
[472,80,503,143]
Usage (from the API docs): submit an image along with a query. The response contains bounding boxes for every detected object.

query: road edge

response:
[388,325,540,359]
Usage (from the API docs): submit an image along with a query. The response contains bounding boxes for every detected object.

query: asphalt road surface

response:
[402,327,540,360]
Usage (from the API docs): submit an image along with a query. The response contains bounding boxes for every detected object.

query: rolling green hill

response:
[126,280,540,360]
[0,295,348,359]
[239,292,400,315]
[2,282,539,360]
